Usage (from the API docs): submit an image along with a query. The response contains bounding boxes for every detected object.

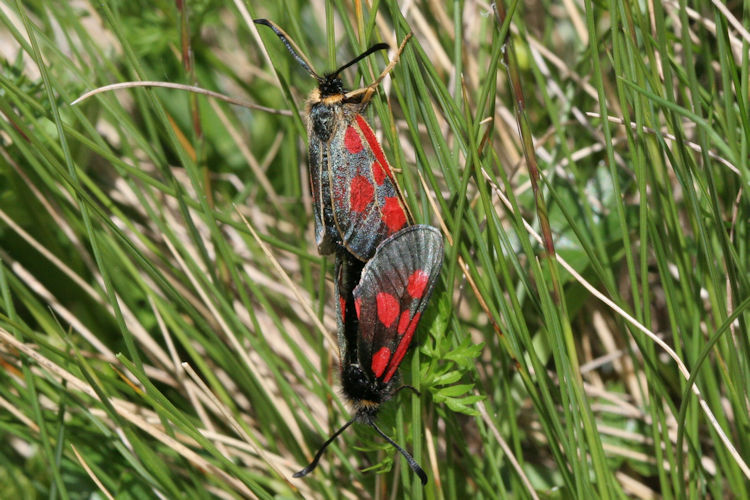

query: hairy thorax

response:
[306,89,362,143]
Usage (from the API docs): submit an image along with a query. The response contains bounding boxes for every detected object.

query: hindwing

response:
[352,225,443,383]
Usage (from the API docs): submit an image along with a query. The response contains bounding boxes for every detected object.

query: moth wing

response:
[329,114,412,261]
[308,126,341,255]
[352,225,443,384]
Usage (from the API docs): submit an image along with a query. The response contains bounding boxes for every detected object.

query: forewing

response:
[352,225,443,383]
[308,128,340,255]
[329,113,412,261]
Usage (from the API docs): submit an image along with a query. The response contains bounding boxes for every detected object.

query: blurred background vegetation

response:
[0,0,748,498]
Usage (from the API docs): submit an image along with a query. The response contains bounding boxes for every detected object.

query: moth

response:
[254,18,413,262]
[298,225,444,485]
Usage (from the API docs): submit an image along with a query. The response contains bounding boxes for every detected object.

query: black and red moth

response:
[302,225,443,485]
[254,18,413,262]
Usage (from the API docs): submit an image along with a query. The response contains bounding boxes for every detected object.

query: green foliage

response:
[421,295,485,416]
[1,0,749,499]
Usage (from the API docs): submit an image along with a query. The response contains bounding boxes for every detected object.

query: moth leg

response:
[394,384,421,397]
[344,32,412,105]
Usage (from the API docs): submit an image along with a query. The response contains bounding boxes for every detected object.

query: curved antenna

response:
[293,418,355,478]
[332,43,390,77]
[370,420,428,485]
[254,18,322,81]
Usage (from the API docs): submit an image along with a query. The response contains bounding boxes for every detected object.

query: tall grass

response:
[0,0,748,498]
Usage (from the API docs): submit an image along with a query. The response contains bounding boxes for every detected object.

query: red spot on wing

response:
[407,270,430,298]
[383,312,422,383]
[355,115,391,180]
[350,176,374,212]
[382,197,407,233]
[376,292,400,328]
[344,126,363,153]
[372,161,386,185]
[339,296,346,322]
[397,309,411,335]
[355,297,362,319]
[371,347,391,378]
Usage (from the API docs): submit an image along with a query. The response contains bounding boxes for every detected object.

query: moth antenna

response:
[370,420,428,485]
[342,33,412,102]
[293,418,355,478]
[254,18,322,81]
[332,43,390,77]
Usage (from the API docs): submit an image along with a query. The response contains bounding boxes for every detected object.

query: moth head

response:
[318,73,345,97]
[322,42,389,98]
[254,19,389,98]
